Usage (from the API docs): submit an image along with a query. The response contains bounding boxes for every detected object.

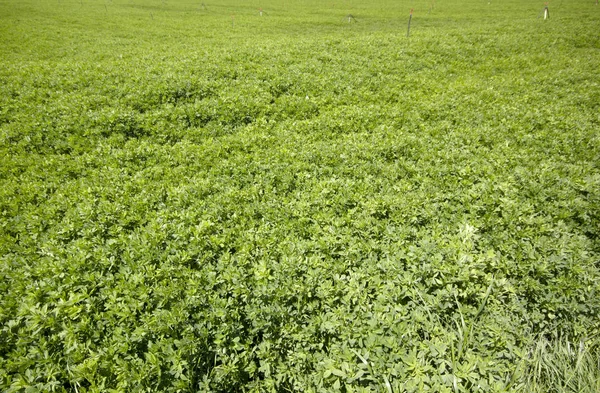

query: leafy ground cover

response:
[1,0,599,391]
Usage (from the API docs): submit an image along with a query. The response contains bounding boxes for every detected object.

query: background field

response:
[1,0,599,391]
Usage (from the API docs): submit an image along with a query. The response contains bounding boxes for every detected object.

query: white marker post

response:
[544,3,549,19]
[344,14,356,23]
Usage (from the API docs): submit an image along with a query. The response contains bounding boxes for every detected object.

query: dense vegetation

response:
[1,0,599,391]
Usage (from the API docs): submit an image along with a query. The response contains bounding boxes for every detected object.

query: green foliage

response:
[1,0,599,391]
[521,336,600,393]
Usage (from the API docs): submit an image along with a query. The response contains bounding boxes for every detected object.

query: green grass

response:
[522,335,600,393]
[1,0,599,391]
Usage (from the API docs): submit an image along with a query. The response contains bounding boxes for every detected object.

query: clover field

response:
[1,0,599,391]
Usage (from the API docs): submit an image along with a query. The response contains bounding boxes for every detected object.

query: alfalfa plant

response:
[449,281,494,393]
